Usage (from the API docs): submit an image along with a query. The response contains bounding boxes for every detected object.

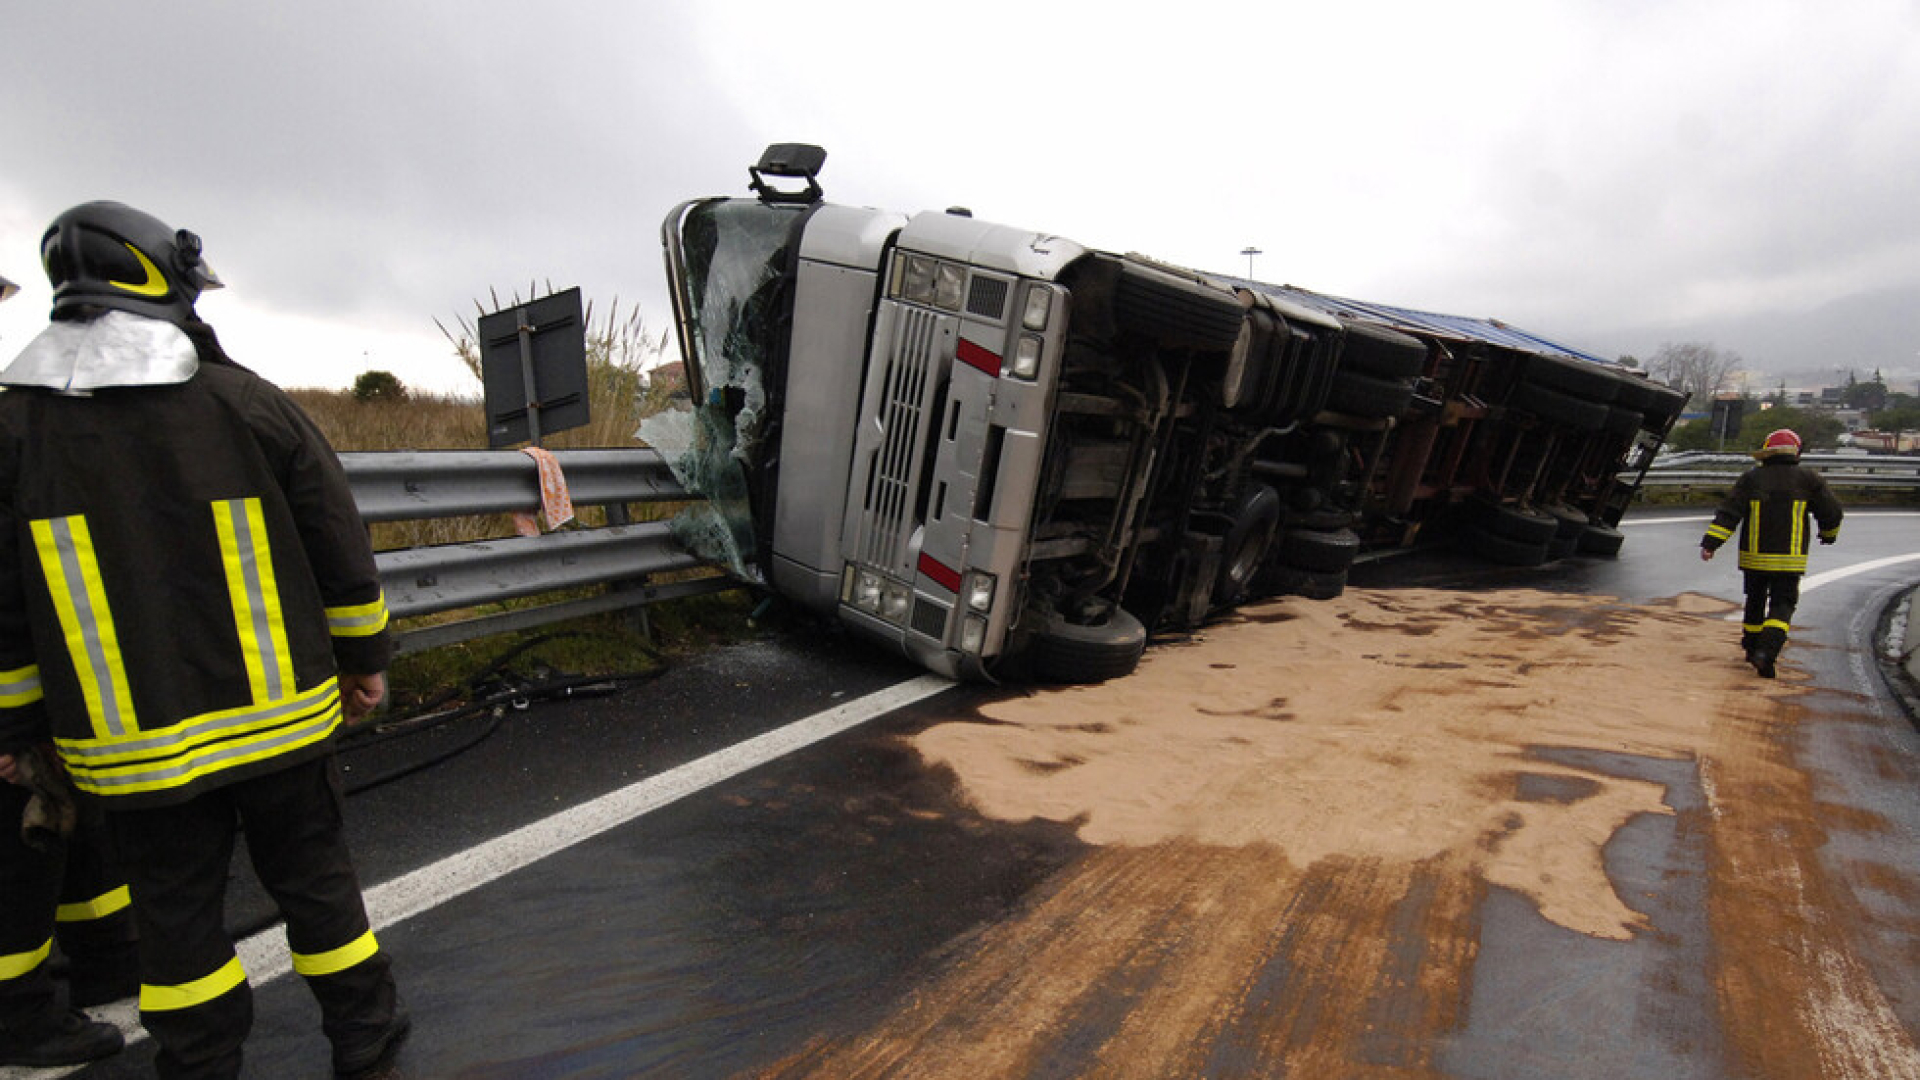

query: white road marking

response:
[9,673,953,1078]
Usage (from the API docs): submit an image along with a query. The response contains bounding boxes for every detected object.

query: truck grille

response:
[861,306,942,571]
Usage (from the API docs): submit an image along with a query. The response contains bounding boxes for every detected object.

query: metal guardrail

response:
[1635,451,1920,494]
[342,448,738,655]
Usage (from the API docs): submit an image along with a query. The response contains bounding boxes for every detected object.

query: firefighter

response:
[0,205,407,1079]
[1,270,138,1067]
[1699,428,1843,678]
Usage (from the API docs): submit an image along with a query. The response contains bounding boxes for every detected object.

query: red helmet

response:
[1756,428,1802,458]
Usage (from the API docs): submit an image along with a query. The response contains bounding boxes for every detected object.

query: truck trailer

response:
[656,144,1685,683]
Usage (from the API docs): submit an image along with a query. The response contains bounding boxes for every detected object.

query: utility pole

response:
[1240,246,1262,280]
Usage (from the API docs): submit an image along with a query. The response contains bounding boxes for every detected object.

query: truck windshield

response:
[648,198,805,580]
[666,198,804,434]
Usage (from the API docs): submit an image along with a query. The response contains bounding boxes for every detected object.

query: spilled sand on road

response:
[755,587,1920,1080]
[920,587,1728,940]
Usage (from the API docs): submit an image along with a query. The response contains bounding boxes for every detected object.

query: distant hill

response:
[1584,285,1920,392]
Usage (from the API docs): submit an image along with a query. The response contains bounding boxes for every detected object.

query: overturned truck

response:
[658,144,1685,683]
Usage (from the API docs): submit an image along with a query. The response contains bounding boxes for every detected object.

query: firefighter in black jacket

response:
[1699,428,1843,678]
[0,205,408,1079]
[0,269,138,1068]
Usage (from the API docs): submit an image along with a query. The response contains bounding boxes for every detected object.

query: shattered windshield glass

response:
[640,199,801,579]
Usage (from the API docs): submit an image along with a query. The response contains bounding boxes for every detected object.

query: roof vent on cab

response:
[749,143,827,205]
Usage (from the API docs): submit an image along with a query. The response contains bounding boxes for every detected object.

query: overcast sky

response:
[4,1,1917,397]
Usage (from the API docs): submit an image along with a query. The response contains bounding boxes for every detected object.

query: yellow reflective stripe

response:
[1741,623,1765,633]
[291,930,379,977]
[1704,524,1733,542]
[1738,552,1809,573]
[30,516,135,738]
[1746,501,1761,556]
[0,663,42,708]
[140,956,247,1012]
[57,679,340,797]
[0,938,53,981]
[1791,500,1806,556]
[1764,619,1792,632]
[326,593,390,639]
[1818,526,1840,541]
[57,885,132,923]
[110,244,170,297]
[212,498,294,704]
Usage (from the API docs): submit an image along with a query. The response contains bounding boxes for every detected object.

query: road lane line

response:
[12,673,953,1077]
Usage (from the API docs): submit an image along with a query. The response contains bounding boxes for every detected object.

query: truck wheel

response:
[1262,565,1349,600]
[1325,370,1414,419]
[1540,502,1590,539]
[1338,321,1426,379]
[1518,355,1621,404]
[1507,380,1607,431]
[1639,384,1688,431]
[1603,405,1642,440]
[1477,502,1559,546]
[1465,526,1551,567]
[1217,486,1282,603]
[1115,261,1247,353]
[1033,605,1148,683]
[1277,526,1361,574]
[1576,524,1626,557]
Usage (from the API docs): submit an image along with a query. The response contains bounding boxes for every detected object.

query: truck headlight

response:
[899,254,937,305]
[1010,336,1042,380]
[964,571,996,613]
[934,263,965,311]
[960,615,989,654]
[1022,285,1051,331]
[853,569,884,613]
[881,580,912,623]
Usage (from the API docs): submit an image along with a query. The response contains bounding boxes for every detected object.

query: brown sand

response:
[756,587,1920,1079]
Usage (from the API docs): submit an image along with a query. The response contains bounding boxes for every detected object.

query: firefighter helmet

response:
[0,273,18,304]
[40,201,222,324]
[1755,428,1802,459]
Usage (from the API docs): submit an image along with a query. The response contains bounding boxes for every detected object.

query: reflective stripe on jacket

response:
[0,341,390,807]
[1700,457,1843,575]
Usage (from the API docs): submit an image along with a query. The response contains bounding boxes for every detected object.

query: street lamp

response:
[1240,246,1262,280]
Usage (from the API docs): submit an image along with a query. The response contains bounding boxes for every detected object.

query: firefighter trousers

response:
[1741,569,1801,661]
[1,777,138,1035]
[104,754,397,1080]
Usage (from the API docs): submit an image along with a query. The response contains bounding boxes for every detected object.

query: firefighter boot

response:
[1752,627,1786,679]
[0,1007,123,1068]
[333,999,410,1079]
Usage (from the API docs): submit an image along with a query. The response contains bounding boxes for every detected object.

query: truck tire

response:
[1603,405,1642,440]
[1639,383,1688,431]
[1262,565,1348,601]
[1465,526,1551,567]
[1338,321,1426,379]
[1217,486,1282,603]
[1325,370,1414,419]
[1277,526,1361,575]
[1507,380,1607,431]
[1539,502,1590,539]
[1518,355,1621,404]
[1115,261,1247,353]
[1477,502,1560,545]
[1576,523,1626,557]
[1033,606,1148,683]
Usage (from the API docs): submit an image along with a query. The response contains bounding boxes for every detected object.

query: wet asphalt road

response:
[21,508,1920,1079]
